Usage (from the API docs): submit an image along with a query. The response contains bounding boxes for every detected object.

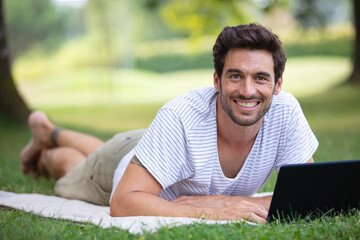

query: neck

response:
[216,97,262,145]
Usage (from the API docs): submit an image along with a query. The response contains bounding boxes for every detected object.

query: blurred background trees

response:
[0,0,357,123]
[0,0,30,123]
[4,0,69,59]
[348,0,359,84]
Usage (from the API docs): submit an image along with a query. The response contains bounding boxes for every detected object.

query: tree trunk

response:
[348,0,360,85]
[0,0,30,124]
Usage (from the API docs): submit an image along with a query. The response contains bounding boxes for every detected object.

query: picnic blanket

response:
[0,190,271,234]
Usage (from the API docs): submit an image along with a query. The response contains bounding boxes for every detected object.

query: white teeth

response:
[236,102,257,108]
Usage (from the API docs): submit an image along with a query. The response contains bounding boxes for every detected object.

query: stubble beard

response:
[219,89,274,127]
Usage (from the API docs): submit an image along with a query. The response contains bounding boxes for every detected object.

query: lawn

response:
[1,56,360,239]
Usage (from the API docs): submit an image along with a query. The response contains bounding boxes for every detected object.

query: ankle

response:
[51,127,64,147]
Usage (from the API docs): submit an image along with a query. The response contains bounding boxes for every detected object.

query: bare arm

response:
[171,194,272,211]
[110,155,268,223]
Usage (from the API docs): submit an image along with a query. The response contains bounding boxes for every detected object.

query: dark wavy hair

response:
[213,23,287,83]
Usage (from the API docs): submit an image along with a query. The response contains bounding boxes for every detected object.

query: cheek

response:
[258,84,275,97]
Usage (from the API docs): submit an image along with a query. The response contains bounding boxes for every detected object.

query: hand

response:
[171,195,268,223]
[212,200,268,224]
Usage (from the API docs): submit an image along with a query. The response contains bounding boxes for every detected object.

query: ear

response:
[274,76,283,95]
[214,71,220,92]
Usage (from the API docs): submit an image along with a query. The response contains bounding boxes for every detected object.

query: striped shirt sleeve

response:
[134,108,191,190]
[275,98,318,172]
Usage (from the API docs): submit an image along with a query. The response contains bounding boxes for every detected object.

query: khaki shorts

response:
[54,129,145,206]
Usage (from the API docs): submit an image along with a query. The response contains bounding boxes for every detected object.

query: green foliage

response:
[84,0,121,67]
[134,0,186,41]
[160,0,251,37]
[4,0,69,58]
[291,0,351,29]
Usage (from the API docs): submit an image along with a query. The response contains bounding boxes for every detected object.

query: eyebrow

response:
[225,68,272,78]
[225,68,243,74]
[256,71,272,78]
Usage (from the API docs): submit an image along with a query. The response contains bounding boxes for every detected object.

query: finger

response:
[234,201,268,222]
[241,201,268,219]
[249,208,268,222]
[253,205,268,219]
[244,213,266,224]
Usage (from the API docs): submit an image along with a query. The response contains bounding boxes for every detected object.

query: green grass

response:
[0,208,138,239]
[1,207,359,239]
[1,59,360,238]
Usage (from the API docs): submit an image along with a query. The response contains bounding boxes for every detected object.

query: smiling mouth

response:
[234,100,259,108]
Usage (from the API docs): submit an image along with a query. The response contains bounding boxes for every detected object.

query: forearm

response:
[111,192,269,223]
[110,192,214,219]
[171,194,272,211]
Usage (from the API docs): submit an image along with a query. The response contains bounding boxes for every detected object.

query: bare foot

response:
[20,111,55,176]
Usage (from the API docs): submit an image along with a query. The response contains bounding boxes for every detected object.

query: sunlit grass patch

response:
[43,104,163,133]
[17,56,350,112]
[282,56,351,96]
[17,68,213,109]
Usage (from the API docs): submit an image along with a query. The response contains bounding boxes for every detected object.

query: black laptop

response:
[267,159,360,222]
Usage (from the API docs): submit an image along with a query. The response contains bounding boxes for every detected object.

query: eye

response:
[231,74,241,80]
[256,75,267,81]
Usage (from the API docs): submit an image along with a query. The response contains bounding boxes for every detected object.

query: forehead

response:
[223,48,274,76]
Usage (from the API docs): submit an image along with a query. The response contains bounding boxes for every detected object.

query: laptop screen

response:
[267,159,360,222]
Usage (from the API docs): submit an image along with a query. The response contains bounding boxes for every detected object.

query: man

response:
[20,23,318,224]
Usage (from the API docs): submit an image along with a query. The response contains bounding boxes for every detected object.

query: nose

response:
[239,77,256,98]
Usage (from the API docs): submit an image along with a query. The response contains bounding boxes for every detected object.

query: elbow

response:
[110,195,127,217]
[110,200,129,217]
[109,201,118,217]
[110,191,139,217]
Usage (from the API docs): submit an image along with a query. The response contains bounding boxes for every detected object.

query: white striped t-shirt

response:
[111,87,318,201]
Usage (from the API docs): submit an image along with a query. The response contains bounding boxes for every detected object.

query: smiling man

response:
[216,48,280,127]
[20,23,318,224]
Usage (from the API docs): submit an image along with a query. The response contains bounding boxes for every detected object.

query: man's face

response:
[214,48,282,126]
